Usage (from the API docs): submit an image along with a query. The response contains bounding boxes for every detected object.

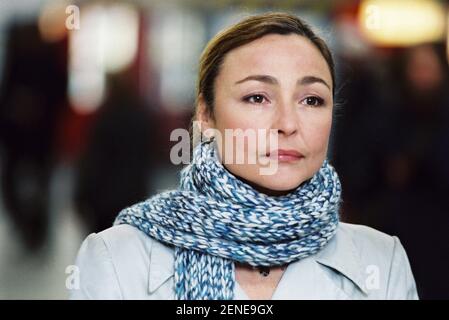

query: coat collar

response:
[147,223,369,296]
[148,239,174,293]
[313,223,369,295]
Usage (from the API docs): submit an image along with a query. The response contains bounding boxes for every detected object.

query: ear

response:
[196,94,215,138]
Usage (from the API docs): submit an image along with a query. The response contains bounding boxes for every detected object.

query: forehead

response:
[219,33,332,85]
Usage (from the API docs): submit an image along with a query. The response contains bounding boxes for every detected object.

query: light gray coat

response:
[69,222,419,300]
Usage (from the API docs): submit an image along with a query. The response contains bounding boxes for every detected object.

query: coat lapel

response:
[148,239,174,294]
[147,224,368,299]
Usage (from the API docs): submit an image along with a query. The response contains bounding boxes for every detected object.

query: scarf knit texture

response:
[114,139,342,300]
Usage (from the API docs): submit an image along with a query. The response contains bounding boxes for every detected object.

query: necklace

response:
[254,265,288,277]
[257,266,271,277]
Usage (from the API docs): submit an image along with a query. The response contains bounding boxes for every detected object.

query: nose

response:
[272,100,298,137]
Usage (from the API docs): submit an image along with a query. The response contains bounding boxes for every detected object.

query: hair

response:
[191,11,336,147]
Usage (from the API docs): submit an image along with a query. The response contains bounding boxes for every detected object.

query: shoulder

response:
[338,222,396,257]
[69,224,173,299]
[336,222,412,276]
[96,224,153,254]
[77,224,155,269]
[315,222,419,299]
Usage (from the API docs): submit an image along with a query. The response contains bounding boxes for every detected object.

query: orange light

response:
[38,1,69,42]
[358,0,446,46]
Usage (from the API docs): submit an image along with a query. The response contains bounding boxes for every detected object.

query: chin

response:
[256,171,309,193]
[259,180,303,192]
[225,163,314,195]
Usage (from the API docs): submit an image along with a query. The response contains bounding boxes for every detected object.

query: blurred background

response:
[0,0,448,299]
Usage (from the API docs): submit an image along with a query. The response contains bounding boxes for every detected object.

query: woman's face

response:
[198,33,333,195]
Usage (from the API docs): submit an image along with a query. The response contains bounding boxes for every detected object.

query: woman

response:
[69,12,418,300]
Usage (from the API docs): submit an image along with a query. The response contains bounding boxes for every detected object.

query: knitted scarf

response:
[114,139,342,300]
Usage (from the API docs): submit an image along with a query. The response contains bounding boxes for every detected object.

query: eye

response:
[301,96,325,107]
[242,94,269,104]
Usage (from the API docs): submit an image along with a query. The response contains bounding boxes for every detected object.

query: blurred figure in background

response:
[381,43,449,299]
[334,42,449,299]
[332,50,396,225]
[73,71,159,233]
[0,22,67,252]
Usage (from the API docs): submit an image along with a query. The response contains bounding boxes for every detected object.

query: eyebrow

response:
[234,74,331,91]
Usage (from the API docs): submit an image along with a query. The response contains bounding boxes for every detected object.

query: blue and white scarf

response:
[114,139,341,300]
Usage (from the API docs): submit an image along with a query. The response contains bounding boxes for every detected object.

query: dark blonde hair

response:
[191,11,336,146]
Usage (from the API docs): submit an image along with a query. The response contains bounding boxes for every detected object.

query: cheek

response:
[219,116,256,131]
[215,108,269,151]
[302,114,332,154]
[215,102,266,130]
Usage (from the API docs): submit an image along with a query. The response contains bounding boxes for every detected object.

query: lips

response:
[266,149,304,162]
